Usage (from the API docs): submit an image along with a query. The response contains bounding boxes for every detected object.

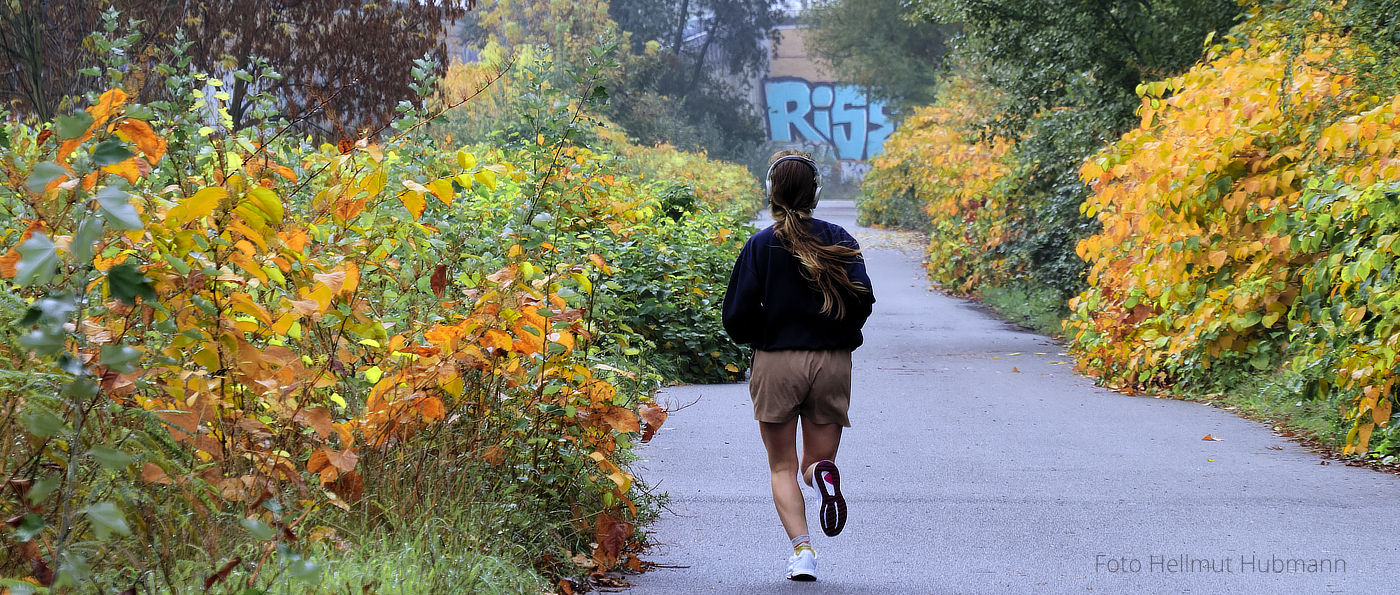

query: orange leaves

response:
[588,253,612,275]
[0,220,46,278]
[295,407,334,439]
[58,89,128,163]
[596,407,640,434]
[307,447,359,483]
[424,324,466,347]
[0,78,683,569]
[430,263,449,297]
[360,389,448,448]
[864,74,1014,295]
[1065,37,1355,389]
[592,512,634,571]
[101,158,142,184]
[480,328,513,351]
[115,118,167,164]
[335,195,368,222]
[89,88,128,127]
[1062,24,1400,457]
[638,402,667,443]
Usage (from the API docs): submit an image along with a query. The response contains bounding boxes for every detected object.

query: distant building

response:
[759,5,894,185]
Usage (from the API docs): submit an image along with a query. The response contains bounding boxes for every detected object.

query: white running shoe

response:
[786,547,817,581]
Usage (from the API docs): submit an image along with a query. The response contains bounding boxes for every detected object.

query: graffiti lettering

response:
[838,160,872,184]
[763,78,894,161]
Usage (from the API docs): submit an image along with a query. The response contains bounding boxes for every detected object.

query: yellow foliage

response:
[1066,24,1400,452]
[862,74,1014,293]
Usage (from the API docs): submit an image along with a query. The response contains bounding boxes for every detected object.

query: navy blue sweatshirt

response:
[722,218,875,351]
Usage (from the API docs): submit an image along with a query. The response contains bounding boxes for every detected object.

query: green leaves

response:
[72,215,103,263]
[107,262,156,305]
[14,233,58,286]
[89,445,136,471]
[82,501,131,539]
[99,344,141,372]
[96,185,143,230]
[241,517,276,541]
[27,162,67,192]
[277,544,322,584]
[12,514,45,541]
[25,476,59,508]
[56,111,95,140]
[92,139,133,166]
[19,405,66,438]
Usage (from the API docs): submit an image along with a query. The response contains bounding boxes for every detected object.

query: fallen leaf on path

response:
[589,572,631,588]
[571,553,596,569]
[1202,434,1221,441]
[1007,352,1022,356]
[1011,367,1021,373]
[593,513,633,570]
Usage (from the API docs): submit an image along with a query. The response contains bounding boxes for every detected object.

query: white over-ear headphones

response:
[765,155,823,202]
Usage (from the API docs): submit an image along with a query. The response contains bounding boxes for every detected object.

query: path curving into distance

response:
[623,200,1399,594]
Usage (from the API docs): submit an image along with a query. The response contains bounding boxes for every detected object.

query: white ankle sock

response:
[791,533,812,553]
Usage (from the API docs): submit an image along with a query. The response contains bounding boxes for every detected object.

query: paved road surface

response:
[623,201,1399,594]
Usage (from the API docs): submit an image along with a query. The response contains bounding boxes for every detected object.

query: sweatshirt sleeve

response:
[845,232,876,324]
[722,239,763,345]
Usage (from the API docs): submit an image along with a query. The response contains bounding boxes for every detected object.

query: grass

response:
[967,280,1397,466]
[1182,375,1343,448]
[1178,369,1398,467]
[977,282,1071,337]
[144,514,550,594]
[313,518,549,594]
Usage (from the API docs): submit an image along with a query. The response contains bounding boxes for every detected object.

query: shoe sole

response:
[814,460,846,537]
[787,573,816,582]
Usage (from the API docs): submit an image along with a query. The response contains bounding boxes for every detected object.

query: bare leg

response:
[799,419,843,486]
[758,419,808,539]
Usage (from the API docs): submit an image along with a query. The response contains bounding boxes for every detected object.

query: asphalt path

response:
[622,200,1400,594]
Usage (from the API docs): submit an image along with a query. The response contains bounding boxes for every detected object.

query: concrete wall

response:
[760,25,893,186]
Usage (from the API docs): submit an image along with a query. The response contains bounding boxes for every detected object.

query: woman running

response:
[721,150,876,581]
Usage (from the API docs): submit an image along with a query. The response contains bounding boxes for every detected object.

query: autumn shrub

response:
[594,123,763,214]
[1066,6,1400,455]
[0,27,752,592]
[436,46,758,384]
[860,74,1015,294]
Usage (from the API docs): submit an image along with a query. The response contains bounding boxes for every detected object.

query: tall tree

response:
[0,1,470,136]
[800,0,954,111]
[466,0,777,161]
[909,0,1241,135]
[609,0,776,88]
[898,0,1244,309]
[0,1,180,121]
[183,1,469,136]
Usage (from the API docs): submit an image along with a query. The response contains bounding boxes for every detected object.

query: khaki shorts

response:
[749,349,853,427]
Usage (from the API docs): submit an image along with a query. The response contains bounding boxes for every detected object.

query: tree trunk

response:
[670,0,690,58]
[685,14,719,98]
